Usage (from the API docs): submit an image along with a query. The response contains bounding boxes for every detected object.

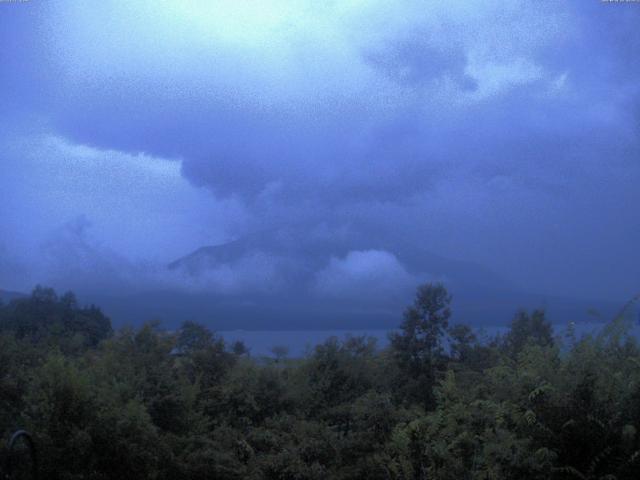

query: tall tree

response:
[390,282,452,408]
[503,309,553,358]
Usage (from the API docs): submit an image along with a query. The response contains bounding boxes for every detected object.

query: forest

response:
[1,284,639,480]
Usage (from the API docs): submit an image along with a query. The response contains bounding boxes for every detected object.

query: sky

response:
[1,0,639,314]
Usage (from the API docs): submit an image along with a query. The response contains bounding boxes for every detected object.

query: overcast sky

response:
[1,0,639,304]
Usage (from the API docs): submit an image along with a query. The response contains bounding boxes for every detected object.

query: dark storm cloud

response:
[30,2,636,202]
[1,0,639,302]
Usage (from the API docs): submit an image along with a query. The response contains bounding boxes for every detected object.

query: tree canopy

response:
[1,284,639,479]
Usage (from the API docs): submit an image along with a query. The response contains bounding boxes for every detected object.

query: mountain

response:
[167,228,510,291]
[87,228,620,330]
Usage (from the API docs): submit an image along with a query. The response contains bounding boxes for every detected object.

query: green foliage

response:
[1,284,639,479]
[0,286,112,353]
[501,309,554,358]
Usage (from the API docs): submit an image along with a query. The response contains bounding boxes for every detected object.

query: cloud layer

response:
[1,1,639,303]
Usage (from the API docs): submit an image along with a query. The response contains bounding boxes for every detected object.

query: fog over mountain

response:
[1,1,638,329]
[80,228,619,329]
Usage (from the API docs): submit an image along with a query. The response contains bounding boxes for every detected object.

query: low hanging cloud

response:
[162,250,293,295]
[313,250,422,302]
[26,217,290,297]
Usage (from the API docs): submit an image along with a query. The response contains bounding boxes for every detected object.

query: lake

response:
[219,321,640,357]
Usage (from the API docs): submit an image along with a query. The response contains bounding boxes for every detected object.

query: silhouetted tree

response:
[390,282,451,408]
[503,309,553,357]
[177,320,214,354]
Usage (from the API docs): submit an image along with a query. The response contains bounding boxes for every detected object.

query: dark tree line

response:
[1,284,639,479]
